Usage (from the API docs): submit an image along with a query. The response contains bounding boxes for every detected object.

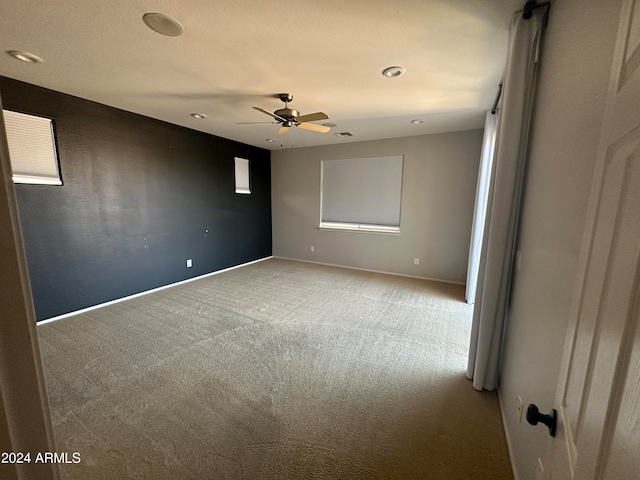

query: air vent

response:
[335,132,354,138]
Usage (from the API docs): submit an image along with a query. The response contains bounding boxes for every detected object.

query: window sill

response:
[318,223,400,235]
[13,175,62,185]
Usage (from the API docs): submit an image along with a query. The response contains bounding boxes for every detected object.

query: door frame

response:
[0,93,59,479]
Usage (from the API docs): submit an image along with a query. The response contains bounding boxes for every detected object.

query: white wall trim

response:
[274,256,465,285]
[498,389,520,480]
[38,256,273,325]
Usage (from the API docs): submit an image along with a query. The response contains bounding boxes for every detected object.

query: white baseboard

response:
[40,255,463,325]
[273,256,465,285]
[498,389,520,480]
[38,256,273,325]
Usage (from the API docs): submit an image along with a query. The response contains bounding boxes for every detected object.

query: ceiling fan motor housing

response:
[274,108,299,121]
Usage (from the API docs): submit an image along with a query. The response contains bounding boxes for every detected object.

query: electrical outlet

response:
[186,259,192,268]
[310,246,315,252]
[536,457,544,480]
[414,258,419,265]
[517,396,523,423]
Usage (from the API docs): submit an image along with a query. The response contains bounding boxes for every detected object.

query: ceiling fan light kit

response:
[240,93,331,135]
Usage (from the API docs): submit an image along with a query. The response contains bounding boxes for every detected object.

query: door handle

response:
[526,404,557,437]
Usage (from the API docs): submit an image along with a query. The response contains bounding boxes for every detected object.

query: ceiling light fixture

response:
[143,13,184,37]
[382,66,405,78]
[410,119,423,124]
[7,50,43,63]
[266,138,276,143]
[190,113,206,119]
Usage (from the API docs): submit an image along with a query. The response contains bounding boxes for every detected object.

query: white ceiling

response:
[0,0,521,150]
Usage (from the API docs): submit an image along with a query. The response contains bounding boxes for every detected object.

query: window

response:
[320,155,403,233]
[234,157,250,194]
[2,109,62,185]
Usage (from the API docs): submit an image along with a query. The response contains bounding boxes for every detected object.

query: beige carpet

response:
[37,258,513,479]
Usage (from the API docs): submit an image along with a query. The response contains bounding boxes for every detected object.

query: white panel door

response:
[545,0,640,478]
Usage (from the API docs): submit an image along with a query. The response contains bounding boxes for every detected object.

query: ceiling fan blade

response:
[297,122,331,133]
[295,112,329,123]
[278,125,290,135]
[253,106,287,122]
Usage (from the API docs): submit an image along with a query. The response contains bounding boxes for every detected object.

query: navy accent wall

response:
[1,77,272,321]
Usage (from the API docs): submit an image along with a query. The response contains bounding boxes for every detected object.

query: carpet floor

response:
[37,258,513,479]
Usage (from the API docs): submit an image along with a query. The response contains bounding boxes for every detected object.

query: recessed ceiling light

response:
[190,113,206,119]
[7,50,43,64]
[382,66,405,78]
[266,138,276,143]
[143,13,184,37]
[410,119,423,124]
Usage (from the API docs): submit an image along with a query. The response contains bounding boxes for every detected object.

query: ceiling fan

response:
[238,93,331,135]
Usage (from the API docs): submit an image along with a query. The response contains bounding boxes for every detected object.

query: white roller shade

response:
[321,156,403,228]
[234,157,250,194]
[3,109,62,185]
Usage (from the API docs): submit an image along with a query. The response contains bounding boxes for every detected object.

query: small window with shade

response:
[234,157,250,194]
[2,109,62,185]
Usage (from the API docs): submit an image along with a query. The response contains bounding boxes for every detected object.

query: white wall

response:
[271,130,483,283]
[498,0,622,478]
